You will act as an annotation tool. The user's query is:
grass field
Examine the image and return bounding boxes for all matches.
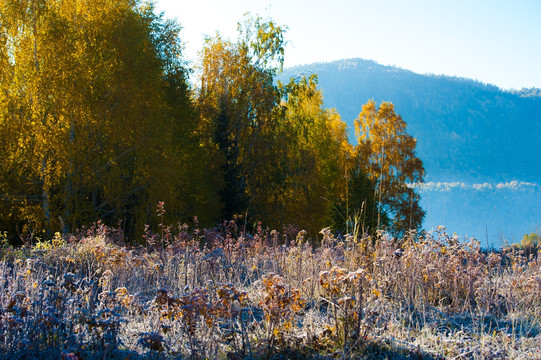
[1,221,540,359]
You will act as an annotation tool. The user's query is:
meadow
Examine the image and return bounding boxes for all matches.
[2,3,539,358]
[1,220,540,360]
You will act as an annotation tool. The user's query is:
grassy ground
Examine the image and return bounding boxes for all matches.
[0,222,540,359]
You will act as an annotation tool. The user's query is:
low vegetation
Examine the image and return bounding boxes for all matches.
[1,220,540,359]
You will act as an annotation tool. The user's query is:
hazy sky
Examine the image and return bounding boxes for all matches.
[154,0,541,90]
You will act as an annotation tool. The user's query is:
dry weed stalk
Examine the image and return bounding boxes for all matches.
[0,222,539,359]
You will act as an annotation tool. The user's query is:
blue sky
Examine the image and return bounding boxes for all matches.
[154,0,541,90]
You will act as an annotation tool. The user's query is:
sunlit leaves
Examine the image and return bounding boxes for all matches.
[196,15,285,224]
[0,0,216,239]
[354,100,425,235]
[0,4,426,241]
[274,75,351,234]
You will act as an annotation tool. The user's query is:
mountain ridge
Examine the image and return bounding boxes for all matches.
[286,58,541,95]
[279,58,541,245]
[279,58,541,183]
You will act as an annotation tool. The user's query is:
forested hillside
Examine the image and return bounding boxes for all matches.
[281,59,541,182]
[281,59,541,244]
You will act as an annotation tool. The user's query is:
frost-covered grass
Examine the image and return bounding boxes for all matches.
[1,222,540,359]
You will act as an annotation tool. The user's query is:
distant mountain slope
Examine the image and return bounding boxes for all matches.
[279,59,541,245]
[280,59,541,183]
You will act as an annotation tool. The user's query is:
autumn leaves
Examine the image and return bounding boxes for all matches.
[0,0,424,242]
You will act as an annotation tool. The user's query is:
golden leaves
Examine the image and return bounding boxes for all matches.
[352,100,425,235]
[259,273,305,340]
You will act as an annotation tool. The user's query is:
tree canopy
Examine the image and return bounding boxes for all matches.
[0,0,219,241]
[354,100,425,236]
[0,4,426,243]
